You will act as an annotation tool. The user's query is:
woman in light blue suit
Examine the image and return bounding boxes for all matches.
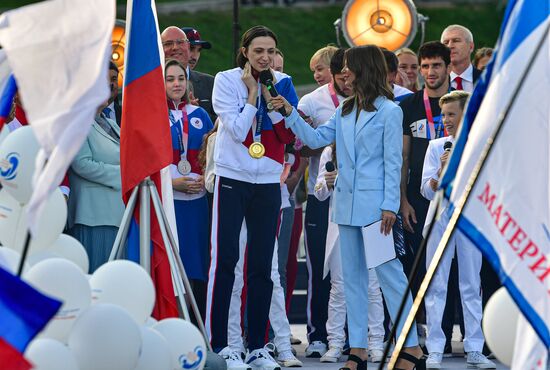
[271,46,424,370]
[68,105,124,273]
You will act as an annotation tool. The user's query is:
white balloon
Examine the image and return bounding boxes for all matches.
[0,126,40,203]
[24,188,67,252]
[24,258,91,343]
[0,189,25,248]
[47,234,89,274]
[483,287,520,366]
[26,250,60,267]
[143,316,158,327]
[5,188,68,254]
[0,246,29,274]
[68,303,142,370]
[133,327,172,370]
[0,124,11,146]
[25,338,79,370]
[154,318,207,370]
[90,260,155,324]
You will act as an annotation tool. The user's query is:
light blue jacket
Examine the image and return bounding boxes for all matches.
[68,118,124,228]
[285,96,403,227]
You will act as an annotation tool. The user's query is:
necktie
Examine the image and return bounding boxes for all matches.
[102,106,112,119]
[454,76,464,90]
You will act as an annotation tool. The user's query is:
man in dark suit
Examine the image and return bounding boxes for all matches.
[441,25,482,92]
[104,61,121,126]
[182,27,216,122]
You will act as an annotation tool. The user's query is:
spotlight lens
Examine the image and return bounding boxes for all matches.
[112,52,119,61]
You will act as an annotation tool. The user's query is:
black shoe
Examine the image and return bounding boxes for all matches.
[394,352,426,370]
[339,354,367,370]
[443,342,453,358]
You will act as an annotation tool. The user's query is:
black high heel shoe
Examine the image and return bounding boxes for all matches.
[394,352,426,370]
[339,354,367,370]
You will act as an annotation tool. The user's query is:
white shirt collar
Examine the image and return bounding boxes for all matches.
[450,64,473,82]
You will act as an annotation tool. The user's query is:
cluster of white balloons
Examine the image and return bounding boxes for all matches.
[22,259,207,370]
[0,127,207,370]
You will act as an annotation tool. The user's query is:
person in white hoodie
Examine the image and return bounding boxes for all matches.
[421,90,495,369]
[206,25,298,370]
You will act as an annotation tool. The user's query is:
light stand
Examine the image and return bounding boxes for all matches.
[109,178,210,351]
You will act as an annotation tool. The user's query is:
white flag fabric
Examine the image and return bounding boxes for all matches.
[0,0,115,234]
[438,0,550,366]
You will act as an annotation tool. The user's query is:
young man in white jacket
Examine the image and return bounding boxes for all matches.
[421,90,495,369]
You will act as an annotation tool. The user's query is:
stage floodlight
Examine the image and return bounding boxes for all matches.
[111,20,126,88]
[341,0,419,51]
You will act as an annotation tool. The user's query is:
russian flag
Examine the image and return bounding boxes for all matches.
[437,0,550,368]
[0,51,17,128]
[0,265,61,368]
[121,0,178,319]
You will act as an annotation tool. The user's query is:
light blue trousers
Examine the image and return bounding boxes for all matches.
[338,224,419,348]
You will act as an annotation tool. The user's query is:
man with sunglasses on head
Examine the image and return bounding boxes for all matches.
[161,26,216,121]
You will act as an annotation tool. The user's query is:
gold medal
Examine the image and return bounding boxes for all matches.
[248,142,265,159]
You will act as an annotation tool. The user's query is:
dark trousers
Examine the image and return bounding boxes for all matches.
[304,195,331,343]
[207,176,281,351]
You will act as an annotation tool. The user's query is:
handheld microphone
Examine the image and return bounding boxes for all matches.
[444,141,453,152]
[259,70,287,116]
[325,161,335,172]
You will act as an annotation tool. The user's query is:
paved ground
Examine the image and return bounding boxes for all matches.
[289,324,510,369]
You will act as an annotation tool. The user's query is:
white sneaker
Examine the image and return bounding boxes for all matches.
[264,342,277,358]
[246,348,281,370]
[426,352,443,369]
[368,348,384,363]
[219,347,251,370]
[305,340,327,358]
[466,351,496,369]
[320,346,343,363]
[276,349,303,367]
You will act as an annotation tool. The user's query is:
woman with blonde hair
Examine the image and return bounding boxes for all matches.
[396,47,420,92]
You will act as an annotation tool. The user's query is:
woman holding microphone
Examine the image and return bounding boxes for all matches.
[206,25,298,370]
[270,45,424,370]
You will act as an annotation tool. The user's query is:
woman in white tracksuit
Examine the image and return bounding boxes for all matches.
[314,145,386,363]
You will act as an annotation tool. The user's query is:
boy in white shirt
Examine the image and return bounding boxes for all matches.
[421,91,495,369]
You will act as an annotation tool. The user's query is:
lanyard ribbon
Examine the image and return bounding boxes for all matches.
[423,88,447,139]
[328,83,340,108]
[170,108,189,159]
[253,80,264,143]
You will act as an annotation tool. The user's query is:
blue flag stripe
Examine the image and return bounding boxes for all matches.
[0,266,61,352]
[456,216,550,347]
[0,75,17,119]
[124,0,162,87]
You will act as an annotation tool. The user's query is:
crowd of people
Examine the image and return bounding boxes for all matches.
[4,21,499,370]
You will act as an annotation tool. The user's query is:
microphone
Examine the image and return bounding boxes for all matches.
[325,161,335,172]
[259,70,287,116]
[444,141,453,152]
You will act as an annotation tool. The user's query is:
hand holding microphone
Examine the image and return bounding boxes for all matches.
[260,70,293,116]
[324,161,337,189]
[440,141,452,169]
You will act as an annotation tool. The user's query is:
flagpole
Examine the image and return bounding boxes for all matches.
[383,23,550,370]
[16,233,31,276]
[139,179,151,273]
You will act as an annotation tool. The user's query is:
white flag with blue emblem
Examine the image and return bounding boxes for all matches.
[0,0,114,234]
[439,0,550,368]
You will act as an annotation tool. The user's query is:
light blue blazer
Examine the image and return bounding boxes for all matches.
[285,96,403,227]
[68,118,124,228]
